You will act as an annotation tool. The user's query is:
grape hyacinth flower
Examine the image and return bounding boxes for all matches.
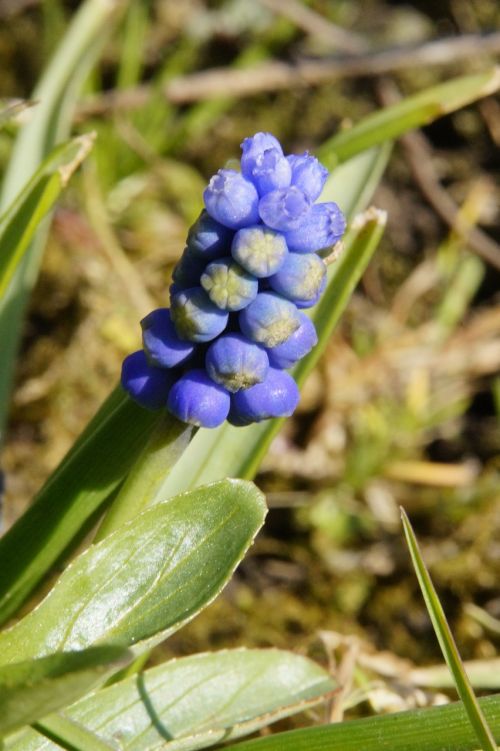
[121,131,346,428]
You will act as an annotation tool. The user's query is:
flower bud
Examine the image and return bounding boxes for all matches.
[170,287,229,343]
[167,369,230,428]
[239,291,300,348]
[284,202,345,253]
[121,350,175,410]
[229,368,300,425]
[268,252,326,308]
[204,169,260,229]
[231,225,288,278]
[245,147,292,196]
[241,132,283,178]
[266,312,318,369]
[206,333,269,392]
[186,210,234,260]
[288,152,328,201]
[141,308,195,368]
[171,248,207,290]
[201,258,258,311]
[258,186,311,232]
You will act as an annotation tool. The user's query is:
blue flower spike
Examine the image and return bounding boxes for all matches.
[268,252,327,308]
[201,258,258,311]
[167,370,230,428]
[121,130,346,428]
[204,169,260,229]
[206,333,269,392]
[141,308,195,368]
[231,225,288,278]
[239,291,301,348]
[170,287,229,343]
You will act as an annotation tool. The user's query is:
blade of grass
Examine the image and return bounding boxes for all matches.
[318,67,500,167]
[222,694,500,751]
[0,0,125,441]
[401,508,498,751]
[0,134,95,301]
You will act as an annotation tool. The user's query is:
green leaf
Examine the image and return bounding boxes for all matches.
[0,480,266,662]
[33,715,117,751]
[219,695,500,751]
[0,386,161,627]
[0,0,126,441]
[401,509,498,751]
[0,647,129,738]
[6,649,334,751]
[318,67,500,167]
[0,134,95,301]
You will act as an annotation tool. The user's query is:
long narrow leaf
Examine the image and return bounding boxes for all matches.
[220,695,500,751]
[0,134,95,300]
[401,509,497,751]
[0,0,126,439]
[318,67,500,167]
[0,386,161,627]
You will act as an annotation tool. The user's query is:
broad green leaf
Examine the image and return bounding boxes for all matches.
[401,509,497,751]
[0,0,126,441]
[33,715,117,751]
[6,649,334,751]
[0,646,129,738]
[0,386,163,627]
[0,134,95,300]
[0,480,266,662]
[220,695,500,751]
[318,67,500,167]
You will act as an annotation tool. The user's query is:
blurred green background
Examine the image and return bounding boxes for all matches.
[1,0,499,723]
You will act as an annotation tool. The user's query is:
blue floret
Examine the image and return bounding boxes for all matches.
[141,308,195,368]
[266,312,318,369]
[204,169,260,229]
[121,130,347,428]
[170,287,229,343]
[231,225,288,278]
[258,186,311,232]
[206,333,269,392]
[229,368,300,425]
[268,252,326,308]
[287,152,328,202]
[239,291,301,348]
[186,210,234,260]
[284,202,345,253]
[167,369,230,428]
[201,258,258,311]
[121,350,175,410]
